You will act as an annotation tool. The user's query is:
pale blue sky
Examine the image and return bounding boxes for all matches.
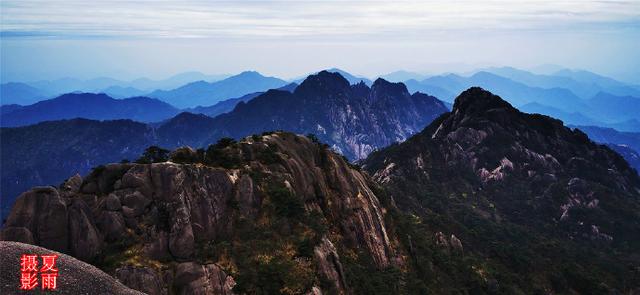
[1,0,639,82]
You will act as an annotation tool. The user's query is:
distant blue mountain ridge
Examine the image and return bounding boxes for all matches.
[148,71,288,108]
[0,71,230,105]
[2,67,639,133]
[404,70,640,132]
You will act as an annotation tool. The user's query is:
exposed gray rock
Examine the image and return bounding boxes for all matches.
[96,211,126,241]
[314,237,347,294]
[62,173,83,192]
[105,193,122,211]
[122,191,150,216]
[174,262,235,295]
[2,132,401,294]
[435,232,449,248]
[67,198,101,262]
[115,266,165,295]
[0,186,68,253]
[450,234,463,253]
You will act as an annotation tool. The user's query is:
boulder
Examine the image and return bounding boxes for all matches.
[115,266,165,295]
[105,193,122,211]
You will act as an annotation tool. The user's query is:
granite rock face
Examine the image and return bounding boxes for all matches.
[1,132,400,294]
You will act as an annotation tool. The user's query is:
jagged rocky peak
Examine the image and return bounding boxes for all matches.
[451,86,515,115]
[372,77,410,94]
[366,86,640,243]
[362,87,640,292]
[295,70,352,96]
[1,132,400,295]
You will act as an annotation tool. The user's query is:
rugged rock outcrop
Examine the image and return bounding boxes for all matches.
[364,87,640,293]
[366,87,640,236]
[2,132,400,294]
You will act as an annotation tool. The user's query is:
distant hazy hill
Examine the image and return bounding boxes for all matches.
[29,72,230,94]
[406,70,640,133]
[573,125,640,153]
[1,72,230,106]
[380,70,428,82]
[0,82,47,105]
[148,71,288,108]
[101,85,147,98]
[520,95,640,132]
[186,83,298,118]
[520,103,603,127]
[0,93,180,127]
[587,92,640,122]
[406,71,587,112]
[553,69,640,97]
[480,67,604,98]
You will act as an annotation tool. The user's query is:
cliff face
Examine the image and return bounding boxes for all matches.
[1,132,399,294]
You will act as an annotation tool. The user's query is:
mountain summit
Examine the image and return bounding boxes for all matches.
[364,87,640,292]
[1,132,401,294]
[202,71,449,159]
[148,71,288,108]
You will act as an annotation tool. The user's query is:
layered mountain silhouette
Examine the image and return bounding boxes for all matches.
[186,82,298,118]
[364,87,640,292]
[572,125,640,171]
[1,71,448,217]
[380,70,428,82]
[0,72,231,107]
[0,82,47,105]
[407,71,588,111]
[481,66,640,99]
[0,93,180,127]
[406,70,640,133]
[148,71,288,108]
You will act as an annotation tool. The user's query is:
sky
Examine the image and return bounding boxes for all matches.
[1,0,639,83]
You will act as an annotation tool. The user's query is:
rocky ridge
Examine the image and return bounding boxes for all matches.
[1,132,400,294]
[364,87,640,293]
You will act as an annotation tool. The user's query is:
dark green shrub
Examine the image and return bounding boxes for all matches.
[215,137,236,149]
[204,143,241,169]
[306,133,320,144]
[258,145,281,165]
[169,147,200,164]
[267,184,304,219]
[136,146,170,164]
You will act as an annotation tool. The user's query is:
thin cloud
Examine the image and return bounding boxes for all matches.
[1,0,639,39]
